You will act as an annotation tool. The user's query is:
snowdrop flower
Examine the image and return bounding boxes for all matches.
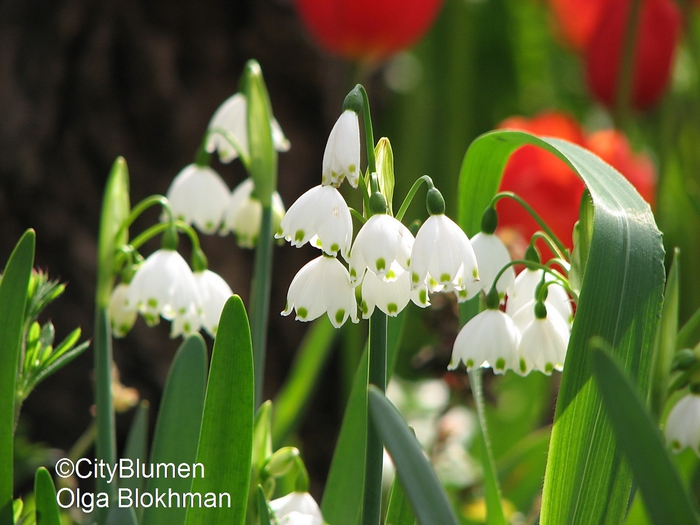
[270,492,324,525]
[108,283,137,338]
[276,185,353,258]
[516,302,568,375]
[410,212,479,301]
[322,109,361,188]
[360,266,429,318]
[193,270,233,337]
[470,231,514,300]
[282,255,358,328]
[165,164,231,234]
[221,178,285,248]
[126,249,203,337]
[205,93,290,164]
[506,268,572,324]
[349,213,413,284]
[665,392,700,455]
[450,293,520,374]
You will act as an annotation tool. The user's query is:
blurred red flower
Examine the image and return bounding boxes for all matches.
[293,0,444,62]
[549,0,681,110]
[496,111,656,259]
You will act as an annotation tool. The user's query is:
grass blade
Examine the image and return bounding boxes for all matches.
[34,466,60,525]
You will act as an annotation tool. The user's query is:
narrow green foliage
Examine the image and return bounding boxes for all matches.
[367,387,459,525]
[0,230,35,525]
[375,138,395,216]
[121,401,150,493]
[34,467,61,525]
[385,473,416,525]
[256,486,271,525]
[186,296,254,525]
[591,346,699,525]
[106,507,138,525]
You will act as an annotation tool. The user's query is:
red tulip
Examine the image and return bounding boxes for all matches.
[496,111,656,260]
[548,0,608,51]
[293,0,444,62]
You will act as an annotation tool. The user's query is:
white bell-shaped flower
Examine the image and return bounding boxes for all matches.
[349,214,413,284]
[506,268,572,324]
[360,265,429,318]
[470,232,514,300]
[510,299,571,343]
[108,283,137,338]
[665,393,700,455]
[410,214,480,300]
[221,178,285,248]
[276,185,353,258]
[165,164,231,234]
[193,270,233,338]
[282,255,358,328]
[322,110,361,188]
[205,93,290,164]
[516,303,568,375]
[270,492,323,525]
[126,249,203,337]
[450,307,520,374]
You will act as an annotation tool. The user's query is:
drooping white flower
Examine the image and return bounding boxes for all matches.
[360,266,429,318]
[221,178,285,248]
[516,311,568,376]
[276,185,353,258]
[322,110,361,188]
[510,299,571,343]
[505,268,572,324]
[193,270,233,338]
[205,93,290,164]
[449,308,520,374]
[270,492,324,525]
[282,255,358,328]
[470,232,514,300]
[126,249,203,337]
[349,214,413,284]
[665,393,700,455]
[165,164,231,234]
[410,214,480,301]
[108,283,137,338]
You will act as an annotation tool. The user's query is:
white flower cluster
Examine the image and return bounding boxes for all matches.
[269,491,324,525]
[450,267,573,376]
[108,249,233,339]
[278,109,483,328]
[165,93,289,247]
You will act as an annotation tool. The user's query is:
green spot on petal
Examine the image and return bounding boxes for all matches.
[330,243,339,253]
[671,440,682,451]
[495,358,506,370]
[147,298,158,309]
[466,359,474,368]
[412,272,420,284]
[184,322,191,333]
[472,268,479,279]
[335,309,345,324]
[348,164,356,173]
[386,270,396,279]
[545,362,554,374]
[440,273,451,283]
[295,230,305,242]
[387,303,398,314]
[297,307,308,319]
[376,258,386,271]
[520,359,527,374]
[361,301,368,314]
[315,238,323,248]
[350,268,357,278]
[419,290,427,304]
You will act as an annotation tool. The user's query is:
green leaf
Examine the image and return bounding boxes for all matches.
[256,486,270,525]
[321,310,405,525]
[385,473,416,525]
[591,346,699,525]
[34,467,60,525]
[141,334,207,525]
[272,317,336,447]
[458,131,666,524]
[375,138,395,216]
[0,230,35,525]
[368,387,459,525]
[185,296,254,525]
[106,507,138,525]
[122,400,150,493]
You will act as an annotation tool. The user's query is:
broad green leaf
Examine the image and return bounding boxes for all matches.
[186,296,254,525]
[122,400,150,493]
[34,467,60,525]
[591,347,699,525]
[141,334,207,525]
[458,131,665,524]
[272,317,336,447]
[368,387,459,525]
[321,310,405,525]
[0,230,35,525]
[385,473,416,525]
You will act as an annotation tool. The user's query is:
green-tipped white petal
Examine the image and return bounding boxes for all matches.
[506,268,572,324]
[360,266,428,318]
[516,317,568,375]
[108,283,137,338]
[165,164,230,234]
[194,269,233,338]
[276,185,352,258]
[282,255,358,328]
[322,110,361,188]
[665,394,700,455]
[349,214,413,284]
[221,178,285,248]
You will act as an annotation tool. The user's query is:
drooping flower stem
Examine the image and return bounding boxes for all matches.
[362,310,388,525]
[251,204,274,408]
[395,175,435,221]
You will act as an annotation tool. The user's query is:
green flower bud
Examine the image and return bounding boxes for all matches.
[342,85,364,114]
[264,447,300,478]
[480,206,498,235]
[426,187,445,216]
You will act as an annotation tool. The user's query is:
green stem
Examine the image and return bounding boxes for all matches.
[94,307,115,525]
[116,195,171,242]
[395,175,435,222]
[251,205,274,408]
[207,127,252,170]
[614,0,642,128]
[530,232,568,264]
[362,310,387,525]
